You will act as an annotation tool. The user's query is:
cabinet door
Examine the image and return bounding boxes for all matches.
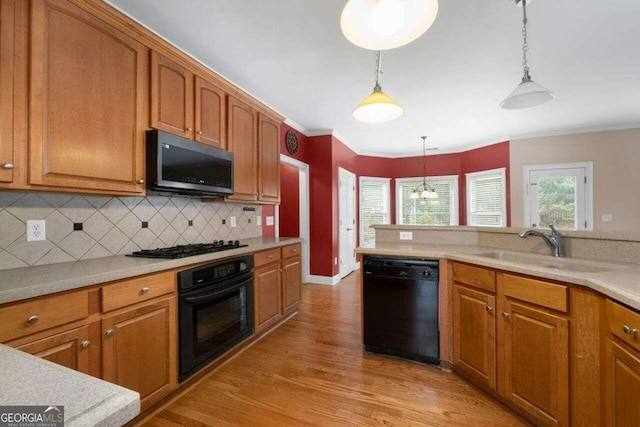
[194,76,225,148]
[102,297,177,410]
[226,96,257,202]
[501,299,569,427]
[254,262,281,331]
[16,325,93,375]
[29,0,147,193]
[452,285,496,389]
[257,113,280,203]
[0,0,16,183]
[282,256,302,313]
[604,338,640,427]
[151,52,194,138]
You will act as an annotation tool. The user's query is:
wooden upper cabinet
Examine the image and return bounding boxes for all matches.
[226,95,257,202]
[151,52,194,138]
[28,0,147,194]
[0,0,17,184]
[258,113,280,203]
[195,76,225,148]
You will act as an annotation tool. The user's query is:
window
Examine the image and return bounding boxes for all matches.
[359,177,391,246]
[524,162,593,231]
[396,176,459,225]
[466,168,507,227]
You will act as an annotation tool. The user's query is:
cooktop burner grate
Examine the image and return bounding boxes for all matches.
[127,241,247,259]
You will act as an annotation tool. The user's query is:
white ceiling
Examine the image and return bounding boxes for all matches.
[107,0,640,157]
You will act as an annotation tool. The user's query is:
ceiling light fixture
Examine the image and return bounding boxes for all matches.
[341,0,439,50]
[500,0,554,110]
[410,136,439,200]
[353,51,403,123]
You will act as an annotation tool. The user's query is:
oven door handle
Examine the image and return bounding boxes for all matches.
[182,277,252,305]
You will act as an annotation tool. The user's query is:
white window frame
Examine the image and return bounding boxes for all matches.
[466,167,507,227]
[359,176,391,246]
[523,162,593,231]
[395,175,459,226]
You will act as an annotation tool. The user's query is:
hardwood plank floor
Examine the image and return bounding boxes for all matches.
[145,272,530,426]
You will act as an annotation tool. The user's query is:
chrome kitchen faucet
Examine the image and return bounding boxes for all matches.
[518,224,564,257]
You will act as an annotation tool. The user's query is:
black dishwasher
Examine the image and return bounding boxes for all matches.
[362,256,439,365]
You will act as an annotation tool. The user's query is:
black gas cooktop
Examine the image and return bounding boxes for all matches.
[127,241,247,259]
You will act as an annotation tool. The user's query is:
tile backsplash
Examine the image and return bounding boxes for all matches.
[0,192,262,270]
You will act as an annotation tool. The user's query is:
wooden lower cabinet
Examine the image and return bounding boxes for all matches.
[254,262,282,331]
[102,296,177,410]
[15,324,96,375]
[500,299,569,427]
[282,255,302,313]
[603,338,640,426]
[452,285,496,389]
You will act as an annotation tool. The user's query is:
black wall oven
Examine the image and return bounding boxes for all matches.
[178,256,253,381]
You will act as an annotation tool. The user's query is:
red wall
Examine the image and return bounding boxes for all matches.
[275,123,511,279]
[279,163,300,237]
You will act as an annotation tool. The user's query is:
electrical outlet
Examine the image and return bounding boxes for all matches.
[399,231,413,240]
[26,220,46,242]
[230,216,237,227]
[266,216,274,226]
[334,257,338,265]
[602,214,613,222]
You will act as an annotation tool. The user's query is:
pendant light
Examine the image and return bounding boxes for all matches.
[353,51,403,123]
[500,0,554,110]
[410,136,439,200]
[341,0,439,50]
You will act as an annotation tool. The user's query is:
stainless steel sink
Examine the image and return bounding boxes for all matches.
[474,251,616,273]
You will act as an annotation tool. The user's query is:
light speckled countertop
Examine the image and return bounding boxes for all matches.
[0,344,139,426]
[0,237,302,305]
[358,242,640,311]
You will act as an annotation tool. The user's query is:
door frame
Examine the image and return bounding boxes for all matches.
[523,162,593,231]
[277,154,310,283]
[338,167,357,278]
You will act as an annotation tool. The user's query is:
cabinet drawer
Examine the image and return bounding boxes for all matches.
[607,299,640,352]
[502,273,568,313]
[254,248,281,267]
[281,244,301,259]
[452,262,496,292]
[102,271,175,312]
[0,290,89,342]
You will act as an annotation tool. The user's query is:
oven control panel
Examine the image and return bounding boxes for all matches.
[178,256,253,291]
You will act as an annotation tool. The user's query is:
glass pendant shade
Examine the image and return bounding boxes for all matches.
[410,191,419,199]
[500,74,555,110]
[341,0,439,50]
[353,84,404,123]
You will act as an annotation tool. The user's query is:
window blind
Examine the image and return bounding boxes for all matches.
[398,180,454,225]
[359,178,390,246]
[468,172,504,227]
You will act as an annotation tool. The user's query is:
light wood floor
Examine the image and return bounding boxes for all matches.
[145,272,530,426]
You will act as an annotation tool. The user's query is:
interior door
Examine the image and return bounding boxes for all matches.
[338,167,356,278]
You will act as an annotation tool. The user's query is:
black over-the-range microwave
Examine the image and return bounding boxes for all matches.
[146,129,234,197]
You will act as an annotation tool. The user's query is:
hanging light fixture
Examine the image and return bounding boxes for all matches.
[341,0,439,50]
[500,0,554,110]
[410,136,439,200]
[353,51,403,123]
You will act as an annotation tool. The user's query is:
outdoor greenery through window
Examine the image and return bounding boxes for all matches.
[466,168,506,227]
[536,177,577,229]
[359,177,390,246]
[396,176,459,225]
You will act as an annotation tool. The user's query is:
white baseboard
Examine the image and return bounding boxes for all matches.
[307,274,341,286]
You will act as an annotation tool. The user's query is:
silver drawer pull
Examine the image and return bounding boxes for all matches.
[141,287,150,294]
[27,315,39,325]
[197,130,203,135]
[105,329,115,337]
[485,306,494,313]
[502,312,510,320]
[2,162,14,170]
[622,325,638,336]
[81,340,90,349]
[137,179,145,184]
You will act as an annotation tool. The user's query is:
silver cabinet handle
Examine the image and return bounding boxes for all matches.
[267,255,273,259]
[186,127,193,132]
[137,179,145,184]
[105,329,115,337]
[2,163,13,170]
[141,287,149,294]
[485,306,494,313]
[197,130,203,135]
[623,325,638,336]
[502,312,510,319]
[81,340,90,348]
[27,315,39,325]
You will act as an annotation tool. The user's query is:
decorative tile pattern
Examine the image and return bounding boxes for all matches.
[0,192,262,270]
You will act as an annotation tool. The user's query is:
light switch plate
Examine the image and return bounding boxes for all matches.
[230,216,237,227]
[602,214,613,222]
[399,231,413,240]
[266,216,274,226]
[256,216,262,226]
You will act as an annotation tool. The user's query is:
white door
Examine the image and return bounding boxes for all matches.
[525,163,593,231]
[338,167,356,278]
